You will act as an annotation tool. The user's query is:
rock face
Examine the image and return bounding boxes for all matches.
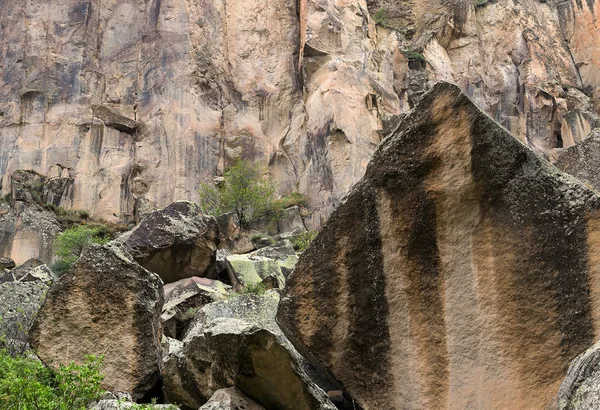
[2,0,597,226]
[116,201,219,283]
[199,387,265,410]
[30,244,163,400]
[162,276,230,339]
[0,201,61,265]
[225,240,298,289]
[0,277,49,355]
[163,291,336,410]
[555,129,600,191]
[277,82,600,410]
[557,340,600,410]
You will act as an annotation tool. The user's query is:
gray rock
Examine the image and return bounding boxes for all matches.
[0,280,48,356]
[30,243,163,400]
[162,277,230,339]
[90,400,179,410]
[557,340,600,410]
[1,258,56,285]
[199,387,265,410]
[163,291,336,410]
[115,201,220,284]
[0,257,15,270]
[277,206,307,235]
[225,241,298,289]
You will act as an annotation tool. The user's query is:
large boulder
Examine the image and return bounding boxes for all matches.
[0,278,49,355]
[0,258,55,285]
[30,244,163,400]
[115,201,220,283]
[225,240,298,289]
[277,82,600,410]
[163,291,336,410]
[162,277,231,339]
[557,340,600,410]
[555,128,600,191]
[199,387,265,410]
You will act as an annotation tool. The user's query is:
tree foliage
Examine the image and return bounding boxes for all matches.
[0,351,104,409]
[198,160,276,230]
[51,226,109,276]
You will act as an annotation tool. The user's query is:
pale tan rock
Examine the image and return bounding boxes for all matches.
[0,0,599,228]
[278,83,600,410]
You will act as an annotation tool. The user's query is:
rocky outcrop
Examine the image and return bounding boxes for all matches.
[225,240,298,289]
[115,201,219,284]
[163,291,336,410]
[1,0,599,226]
[0,258,55,285]
[199,387,265,410]
[30,244,163,400]
[557,340,600,410]
[555,128,600,191]
[277,82,600,410]
[162,276,230,339]
[0,201,61,265]
[0,278,49,356]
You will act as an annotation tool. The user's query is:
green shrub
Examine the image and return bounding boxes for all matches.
[290,231,318,252]
[228,282,268,299]
[373,8,388,26]
[51,226,110,276]
[0,351,104,409]
[198,159,276,230]
[405,51,426,62]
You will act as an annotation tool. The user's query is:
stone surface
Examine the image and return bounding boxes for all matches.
[555,128,600,191]
[0,258,56,285]
[115,201,219,284]
[0,201,61,265]
[225,240,298,289]
[30,243,163,400]
[0,257,15,270]
[0,280,48,355]
[277,82,600,410]
[199,387,265,410]
[163,291,336,410]
[91,400,179,410]
[557,340,600,410]
[277,206,308,235]
[162,276,230,339]
[0,0,599,227]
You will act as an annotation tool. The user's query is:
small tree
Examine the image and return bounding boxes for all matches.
[51,226,109,276]
[198,159,276,230]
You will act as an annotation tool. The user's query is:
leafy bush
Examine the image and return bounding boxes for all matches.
[290,231,318,252]
[405,51,426,62]
[198,159,276,230]
[373,8,388,26]
[51,226,110,276]
[0,351,104,409]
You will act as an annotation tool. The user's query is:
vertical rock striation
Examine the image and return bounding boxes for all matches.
[277,82,600,410]
[0,0,599,226]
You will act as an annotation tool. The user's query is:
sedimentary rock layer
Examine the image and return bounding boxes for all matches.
[277,82,600,410]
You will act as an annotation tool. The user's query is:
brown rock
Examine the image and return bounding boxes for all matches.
[30,243,163,400]
[116,201,219,284]
[277,82,600,410]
